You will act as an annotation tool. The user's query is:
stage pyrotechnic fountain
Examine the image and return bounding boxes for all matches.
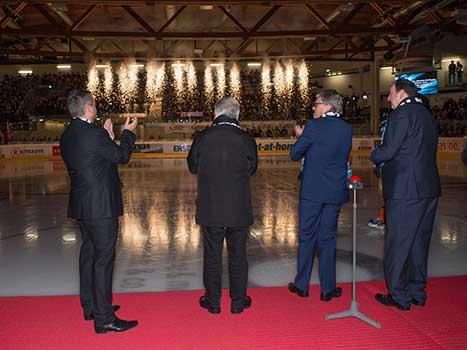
[118,60,138,106]
[146,61,166,100]
[186,61,197,94]
[215,63,226,99]
[204,63,214,105]
[230,62,241,99]
[87,63,99,96]
[261,61,271,113]
[298,60,309,103]
[103,63,113,97]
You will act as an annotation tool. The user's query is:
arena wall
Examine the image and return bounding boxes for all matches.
[0,137,465,161]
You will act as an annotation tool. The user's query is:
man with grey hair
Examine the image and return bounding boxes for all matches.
[60,89,138,333]
[187,97,258,314]
[288,89,352,301]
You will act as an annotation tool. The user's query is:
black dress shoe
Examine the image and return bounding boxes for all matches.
[320,287,342,302]
[411,298,426,306]
[231,296,252,314]
[199,296,221,314]
[288,283,309,297]
[84,305,121,321]
[375,293,410,311]
[94,317,138,334]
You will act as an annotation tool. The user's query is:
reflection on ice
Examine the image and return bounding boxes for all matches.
[0,156,466,296]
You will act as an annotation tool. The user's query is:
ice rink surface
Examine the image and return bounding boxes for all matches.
[0,155,466,297]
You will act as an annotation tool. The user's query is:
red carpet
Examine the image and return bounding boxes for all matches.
[1,276,466,350]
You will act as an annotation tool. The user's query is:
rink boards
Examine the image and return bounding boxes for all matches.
[0,137,465,161]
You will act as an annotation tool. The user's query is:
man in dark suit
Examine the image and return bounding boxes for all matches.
[288,89,352,301]
[60,90,138,333]
[371,79,441,311]
[187,97,258,314]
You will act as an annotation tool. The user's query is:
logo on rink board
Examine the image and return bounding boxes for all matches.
[257,142,293,152]
[173,144,191,152]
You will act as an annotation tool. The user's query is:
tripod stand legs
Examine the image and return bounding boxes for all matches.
[326,300,381,329]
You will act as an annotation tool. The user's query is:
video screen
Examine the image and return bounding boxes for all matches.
[397,72,438,95]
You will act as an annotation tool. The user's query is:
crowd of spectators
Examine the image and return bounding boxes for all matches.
[0,73,465,139]
[0,73,86,122]
[245,125,291,138]
[432,97,467,137]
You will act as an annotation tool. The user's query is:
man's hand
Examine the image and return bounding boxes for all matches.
[103,118,115,140]
[123,117,138,132]
[294,125,304,137]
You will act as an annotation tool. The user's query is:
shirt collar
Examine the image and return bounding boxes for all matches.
[72,116,93,124]
[212,115,241,127]
[397,96,424,108]
[320,111,341,118]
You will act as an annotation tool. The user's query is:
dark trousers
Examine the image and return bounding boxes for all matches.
[79,217,118,325]
[384,198,438,307]
[202,226,249,308]
[295,199,340,294]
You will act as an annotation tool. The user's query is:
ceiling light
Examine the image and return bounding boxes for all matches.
[171,63,185,67]
[57,64,71,69]
[380,66,393,70]
[130,64,145,68]
[18,70,33,74]
[247,62,262,67]
[95,64,109,68]
[325,69,331,72]
[210,63,224,67]
[200,5,214,10]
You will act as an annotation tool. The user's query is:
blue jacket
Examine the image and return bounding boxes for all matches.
[371,97,441,199]
[290,114,352,204]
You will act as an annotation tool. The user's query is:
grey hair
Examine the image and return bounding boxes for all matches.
[67,89,94,118]
[317,89,343,114]
[214,97,240,120]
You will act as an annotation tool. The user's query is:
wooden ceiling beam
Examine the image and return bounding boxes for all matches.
[2,26,413,40]
[235,5,281,54]
[158,5,186,33]
[23,1,400,5]
[305,4,330,30]
[218,5,247,33]
[339,3,366,27]
[71,4,99,31]
[0,44,396,59]
[370,1,397,26]
[32,4,69,29]
[0,2,28,30]
[122,5,155,33]
[71,38,89,53]
[32,4,90,53]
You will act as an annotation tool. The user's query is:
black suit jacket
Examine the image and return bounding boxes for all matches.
[371,97,441,200]
[60,118,136,220]
[187,115,258,227]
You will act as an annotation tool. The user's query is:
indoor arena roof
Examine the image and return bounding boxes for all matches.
[0,0,466,63]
